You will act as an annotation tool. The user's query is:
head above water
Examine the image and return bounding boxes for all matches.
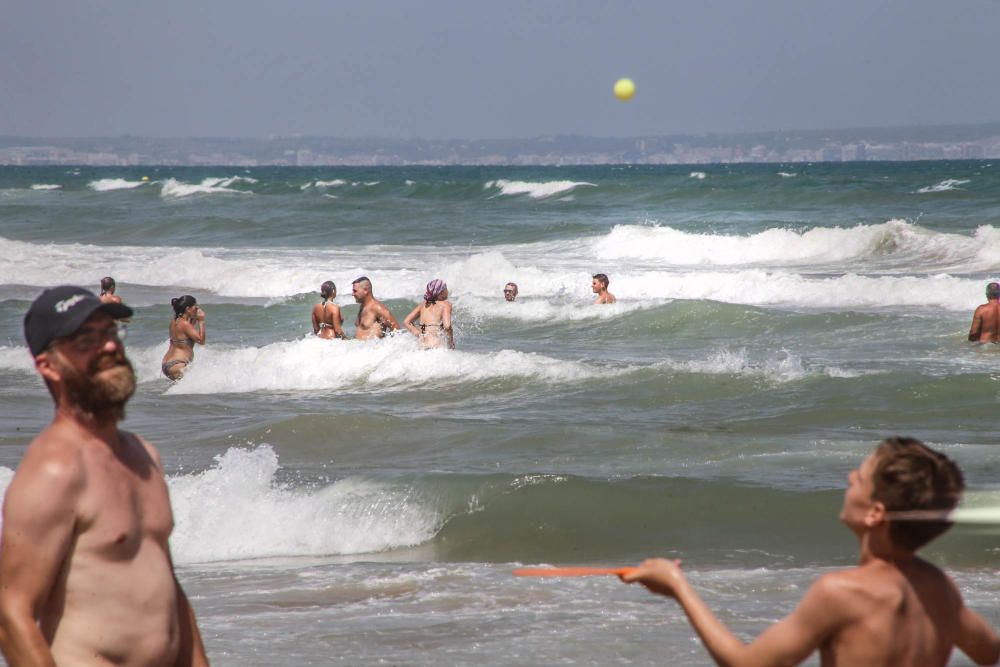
[424,279,448,304]
[504,282,518,301]
[352,276,372,302]
[987,282,999,300]
[871,436,965,552]
[592,273,610,290]
[320,281,336,300]
[171,295,197,319]
[100,276,116,295]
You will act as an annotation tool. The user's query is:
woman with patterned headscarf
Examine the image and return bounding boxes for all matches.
[403,278,455,349]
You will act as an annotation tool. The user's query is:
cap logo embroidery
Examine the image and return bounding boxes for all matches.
[54,294,86,313]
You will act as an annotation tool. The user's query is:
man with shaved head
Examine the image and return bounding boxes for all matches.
[352,276,400,340]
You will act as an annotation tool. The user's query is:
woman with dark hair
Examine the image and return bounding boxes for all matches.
[99,277,121,304]
[312,280,346,339]
[404,279,454,349]
[161,295,206,380]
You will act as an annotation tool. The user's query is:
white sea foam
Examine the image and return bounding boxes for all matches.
[917,178,970,193]
[0,346,34,374]
[30,183,62,190]
[592,219,984,269]
[689,172,706,180]
[484,179,595,199]
[777,172,797,178]
[153,337,616,395]
[458,295,655,323]
[88,178,146,191]
[160,177,252,199]
[301,179,347,190]
[0,447,444,565]
[2,221,998,310]
[168,445,442,563]
[659,348,861,383]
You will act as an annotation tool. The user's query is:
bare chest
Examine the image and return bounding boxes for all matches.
[76,458,174,560]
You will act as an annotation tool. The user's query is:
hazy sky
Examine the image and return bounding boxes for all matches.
[2,0,998,139]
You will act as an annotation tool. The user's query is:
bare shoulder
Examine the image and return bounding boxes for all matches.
[126,431,164,470]
[18,427,87,483]
[804,568,881,616]
[3,428,87,517]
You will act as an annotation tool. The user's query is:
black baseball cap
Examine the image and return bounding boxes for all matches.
[24,285,133,356]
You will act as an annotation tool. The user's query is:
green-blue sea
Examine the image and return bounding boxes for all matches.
[0,163,998,665]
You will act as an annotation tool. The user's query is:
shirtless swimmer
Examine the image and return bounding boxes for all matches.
[352,276,400,340]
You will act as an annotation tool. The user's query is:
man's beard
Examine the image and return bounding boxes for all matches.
[60,352,136,423]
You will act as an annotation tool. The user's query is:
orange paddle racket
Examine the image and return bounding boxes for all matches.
[513,566,637,577]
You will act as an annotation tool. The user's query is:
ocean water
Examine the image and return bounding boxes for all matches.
[0,162,998,665]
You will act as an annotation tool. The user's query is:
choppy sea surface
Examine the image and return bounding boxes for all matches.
[0,163,998,665]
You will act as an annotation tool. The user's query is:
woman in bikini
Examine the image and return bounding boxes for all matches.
[161,295,206,380]
[312,280,346,340]
[403,279,454,349]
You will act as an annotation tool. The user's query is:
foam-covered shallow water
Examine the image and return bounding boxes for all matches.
[1,163,998,665]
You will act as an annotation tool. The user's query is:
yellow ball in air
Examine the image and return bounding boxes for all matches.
[614,78,635,101]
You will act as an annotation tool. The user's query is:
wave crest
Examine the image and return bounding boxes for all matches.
[484,180,595,199]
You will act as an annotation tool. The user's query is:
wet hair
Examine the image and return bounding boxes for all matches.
[320,281,336,300]
[987,282,999,299]
[100,276,116,295]
[352,276,372,291]
[872,436,965,552]
[171,295,197,319]
[593,273,610,288]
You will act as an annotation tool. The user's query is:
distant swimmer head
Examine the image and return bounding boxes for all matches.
[320,280,336,301]
[425,279,448,304]
[504,282,518,302]
[592,273,609,291]
[171,295,197,319]
[100,276,116,295]
[987,282,999,300]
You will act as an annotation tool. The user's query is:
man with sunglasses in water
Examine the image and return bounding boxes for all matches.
[0,286,208,666]
[968,281,1000,342]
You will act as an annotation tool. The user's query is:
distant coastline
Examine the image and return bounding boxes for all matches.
[2,122,999,166]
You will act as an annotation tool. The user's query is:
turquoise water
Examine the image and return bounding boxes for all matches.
[0,163,997,665]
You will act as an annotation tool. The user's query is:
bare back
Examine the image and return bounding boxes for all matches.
[814,560,961,667]
[969,301,1000,342]
[312,301,344,339]
[415,301,452,349]
[1,422,183,666]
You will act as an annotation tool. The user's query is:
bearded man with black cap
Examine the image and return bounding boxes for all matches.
[0,286,208,667]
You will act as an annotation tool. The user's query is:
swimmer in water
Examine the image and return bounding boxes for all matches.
[160,295,205,380]
[592,273,616,304]
[352,276,400,340]
[312,280,346,340]
[404,279,455,349]
[968,281,1000,343]
[504,282,518,302]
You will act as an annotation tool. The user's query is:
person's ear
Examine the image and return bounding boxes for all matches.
[36,350,62,385]
[865,500,887,528]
